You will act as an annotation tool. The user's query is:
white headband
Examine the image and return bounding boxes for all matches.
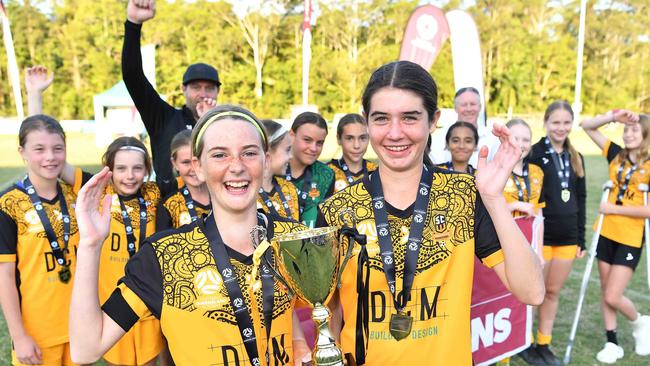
[270,126,288,143]
[118,146,146,155]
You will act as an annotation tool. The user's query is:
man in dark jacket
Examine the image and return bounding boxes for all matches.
[123,0,220,183]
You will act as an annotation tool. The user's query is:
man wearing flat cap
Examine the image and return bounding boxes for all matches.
[123,0,220,183]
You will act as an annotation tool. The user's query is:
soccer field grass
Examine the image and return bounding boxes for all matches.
[0,155,648,365]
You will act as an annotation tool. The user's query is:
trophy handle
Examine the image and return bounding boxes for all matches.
[251,225,295,299]
[336,209,365,289]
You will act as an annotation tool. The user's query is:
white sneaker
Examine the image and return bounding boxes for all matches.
[632,314,650,356]
[596,342,624,364]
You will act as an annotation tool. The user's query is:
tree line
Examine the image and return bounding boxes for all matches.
[0,0,647,121]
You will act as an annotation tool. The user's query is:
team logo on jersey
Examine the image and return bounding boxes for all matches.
[194,266,225,309]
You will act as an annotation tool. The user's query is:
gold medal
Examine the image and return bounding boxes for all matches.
[58,265,71,284]
[389,311,413,341]
[561,189,571,203]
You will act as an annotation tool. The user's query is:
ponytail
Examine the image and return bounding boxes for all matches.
[565,138,584,178]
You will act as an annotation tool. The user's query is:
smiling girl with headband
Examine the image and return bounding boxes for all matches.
[257,120,300,221]
[69,105,312,366]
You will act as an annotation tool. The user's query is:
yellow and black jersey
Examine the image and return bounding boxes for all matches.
[101,213,307,365]
[596,140,650,248]
[98,182,160,305]
[0,178,85,348]
[157,190,211,231]
[328,159,377,193]
[318,169,503,365]
[256,177,300,221]
[503,163,546,217]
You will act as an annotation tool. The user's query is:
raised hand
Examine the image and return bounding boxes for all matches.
[475,123,522,201]
[612,109,639,125]
[196,98,217,119]
[75,167,114,247]
[127,0,156,24]
[25,66,54,94]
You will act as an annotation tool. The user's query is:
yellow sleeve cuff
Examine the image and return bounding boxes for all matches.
[118,283,152,319]
[0,254,16,262]
[481,249,504,268]
[73,167,84,194]
[602,140,611,157]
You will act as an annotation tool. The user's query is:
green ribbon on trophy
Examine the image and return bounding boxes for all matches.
[250,210,361,366]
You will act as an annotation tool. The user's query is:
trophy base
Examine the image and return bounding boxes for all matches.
[312,302,344,366]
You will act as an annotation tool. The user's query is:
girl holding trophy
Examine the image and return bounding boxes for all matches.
[318,61,545,365]
[69,105,311,365]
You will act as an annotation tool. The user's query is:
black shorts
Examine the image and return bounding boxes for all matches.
[595,236,643,270]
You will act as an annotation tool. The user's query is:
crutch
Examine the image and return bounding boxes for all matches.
[639,183,650,291]
[564,180,613,365]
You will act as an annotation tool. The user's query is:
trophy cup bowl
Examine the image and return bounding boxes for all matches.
[271,226,345,366]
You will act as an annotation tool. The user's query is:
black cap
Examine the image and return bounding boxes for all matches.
[182,63,221,86]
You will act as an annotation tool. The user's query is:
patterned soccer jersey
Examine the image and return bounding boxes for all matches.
[102,213,307,365]
[287,161,334,228]
[319,169,503,365]
[328,159,377,193]
[596,140,650,247]
[503,163,546,217]
[0,179,82,348]
[256,176,300,221]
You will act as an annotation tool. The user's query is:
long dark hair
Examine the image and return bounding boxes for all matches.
[361,61,438,166]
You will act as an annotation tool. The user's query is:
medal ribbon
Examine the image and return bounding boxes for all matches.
[117,194,147,257]
[544,138,571,190]
[441,161,475,175]
[367,167,433,313]
[339,158,368,184]
[512,163,531,202]
[22,176,71,281]
[615,160,638,205]
[258,179,293,219]
[286,165,312,214]
[202,214,275,366]
[179,185,199,222]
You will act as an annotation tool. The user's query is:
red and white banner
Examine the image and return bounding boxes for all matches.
[399,5,449,71]
[471,216,539,365]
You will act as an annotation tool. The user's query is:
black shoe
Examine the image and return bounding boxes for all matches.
[536,345,561,366]
[517,345,547,366]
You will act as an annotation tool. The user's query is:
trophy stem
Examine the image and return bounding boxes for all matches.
[312,302,344,366]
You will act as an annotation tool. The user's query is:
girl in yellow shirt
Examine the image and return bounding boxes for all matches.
[581,110,650,363]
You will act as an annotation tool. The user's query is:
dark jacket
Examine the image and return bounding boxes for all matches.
[530,137,587,249]
[122,20,195,183]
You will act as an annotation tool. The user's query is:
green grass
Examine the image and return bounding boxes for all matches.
[1,132,647,365]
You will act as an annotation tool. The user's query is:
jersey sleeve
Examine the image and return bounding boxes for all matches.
[102,283,152,332]
[603,140,622,163]
[474,194,503,268]
[155,201,174,231]
[102,240,163,329]
[0,209,17,262]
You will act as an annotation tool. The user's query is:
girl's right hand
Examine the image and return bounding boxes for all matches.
[14,333,42,365]
[75,167,114,247]
[612,109,639,124]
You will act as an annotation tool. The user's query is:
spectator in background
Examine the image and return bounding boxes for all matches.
[429,86,499,166]
[123,0,219,183]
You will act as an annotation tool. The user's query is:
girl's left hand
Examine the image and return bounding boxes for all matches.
[599,201,618,215]
[293,339,312,365]
[476,123,522,201]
